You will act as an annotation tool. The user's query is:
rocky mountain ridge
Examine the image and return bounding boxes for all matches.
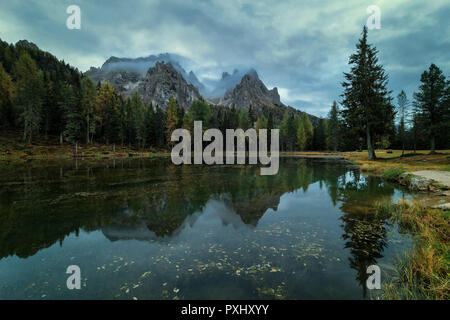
[137,61,201,110]
[85,53,205,93]
[86,56,286,112]
[209,71,282,110]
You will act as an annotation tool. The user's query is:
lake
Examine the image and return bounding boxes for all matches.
[0,157,413,299]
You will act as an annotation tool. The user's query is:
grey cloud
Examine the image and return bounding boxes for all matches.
[0,0,448,117]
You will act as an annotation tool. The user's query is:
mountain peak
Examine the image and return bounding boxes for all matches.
[218,70,281,110]
[138,61,200,110]
[246,68,258,79]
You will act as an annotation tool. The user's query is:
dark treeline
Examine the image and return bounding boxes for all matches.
[0,38,323,151]
[1,33,449,155]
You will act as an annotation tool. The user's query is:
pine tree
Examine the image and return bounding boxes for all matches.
[61,84,83,151]
[14,54,44,143]
[328,101,340,152]
[0,63,13,128]
[297,118,306,151]
[301,113,313,150]
[238,108,252,130]
[153,106,166,148]
[124,98,135,146]
[130,92,145,148]
[80,77,97,144]
[281,111,297,151]
[397,90,409,156]
[267,111,274,150]
[313,118,328,151]
[413,64,447,153]
[96,83,119,144]
[341,26,394,160]
[248,105,257,126]
[143,103,155,148]
[228,106,239,129]
[166,96,179,147]
[256,114,267,133]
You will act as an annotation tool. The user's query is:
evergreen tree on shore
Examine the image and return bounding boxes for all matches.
[14,54,44,143]
[0,63,13,128]
[341,27,394,160]
[396,90,409,156]
[327,101,340,152]
[413,64,448,154]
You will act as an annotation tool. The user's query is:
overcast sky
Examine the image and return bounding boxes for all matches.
[0,0,448,117]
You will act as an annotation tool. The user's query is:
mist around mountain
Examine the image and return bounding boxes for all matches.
[85,53,206,93]
[202,68,259,98]
[85,53,294,114]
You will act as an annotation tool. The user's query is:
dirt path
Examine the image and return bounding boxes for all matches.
[412,170,450,188]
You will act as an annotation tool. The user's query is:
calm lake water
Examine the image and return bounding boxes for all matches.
[0,157,413,299]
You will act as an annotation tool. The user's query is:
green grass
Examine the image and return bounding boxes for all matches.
[382,168,406,180]
[375,201,449,300]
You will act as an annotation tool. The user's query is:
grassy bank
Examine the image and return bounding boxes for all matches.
[375,201,449,299]
[344,150,450,299]
[345,150,450,176]
[0,131,169,160]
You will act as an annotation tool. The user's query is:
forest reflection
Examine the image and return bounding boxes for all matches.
[0,158,403,295]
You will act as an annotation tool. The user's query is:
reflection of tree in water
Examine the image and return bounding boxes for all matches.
[0,155,397,299]
[0,158,328,259]
[334,171,394,297]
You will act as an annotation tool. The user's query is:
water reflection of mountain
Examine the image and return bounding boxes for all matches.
[0,157,402,296]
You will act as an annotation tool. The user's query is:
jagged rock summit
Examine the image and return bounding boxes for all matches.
[137,61,201,110]
[85,52,205,93]
[212,70,282,110]
[86,54,286,111]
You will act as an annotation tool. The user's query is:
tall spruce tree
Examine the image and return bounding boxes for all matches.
[0,63,13,128]
[341,26,394,160]
[301,113,313,150]
[61,84,83,151]
[14,54,44,143]
[396,90,409,156]
[80,77,97,144]
[328,101,340,152]
[413,64,448,153]
[153,105,166,148]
